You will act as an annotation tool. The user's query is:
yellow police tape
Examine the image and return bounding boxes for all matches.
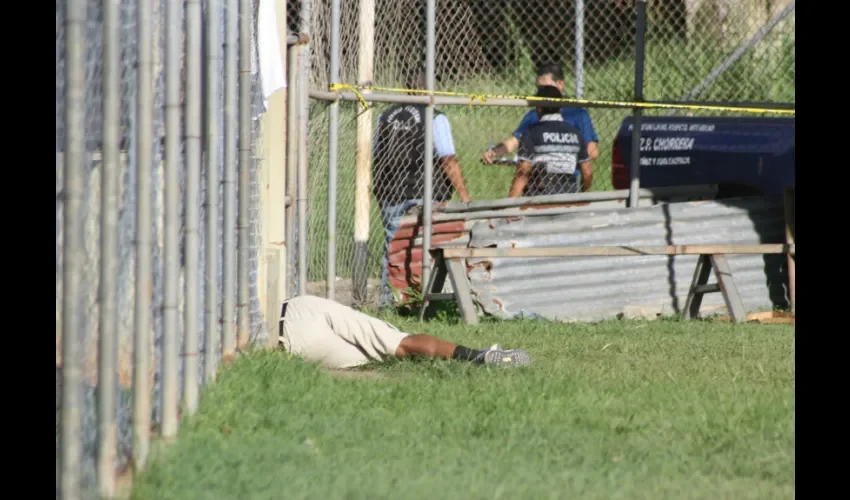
[328,83,795,116]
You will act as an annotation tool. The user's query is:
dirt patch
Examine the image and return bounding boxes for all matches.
[714,311,795,325]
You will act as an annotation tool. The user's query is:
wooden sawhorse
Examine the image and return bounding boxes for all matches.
[420,244,796,325]
[419,249,481,324]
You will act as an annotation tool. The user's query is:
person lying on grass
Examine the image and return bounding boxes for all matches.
[278,295,531,368]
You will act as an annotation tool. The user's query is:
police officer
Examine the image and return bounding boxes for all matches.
[509,85,593,197]
[372,69,471,307]
[481,62,600,170]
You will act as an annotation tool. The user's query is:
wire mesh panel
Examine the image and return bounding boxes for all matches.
[305,100,330,289]
[56,0,266,493]
[300,0,793,308]
[306,100,423,307]
[304,100,625,307]
[644,0,795,103]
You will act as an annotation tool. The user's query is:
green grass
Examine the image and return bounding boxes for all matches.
[131,315,795,500]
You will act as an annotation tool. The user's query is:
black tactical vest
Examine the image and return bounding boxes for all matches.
[518,118,587,196]
[372,104,454,204]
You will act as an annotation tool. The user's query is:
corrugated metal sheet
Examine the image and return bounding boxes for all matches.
[387,217,471,301]
[467,197,790,321]
[385,199,658,302]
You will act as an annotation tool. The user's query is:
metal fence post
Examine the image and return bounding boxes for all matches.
[184,0,202,414]
[60,0,86,497]
[326,0,341,301]
[575,0,585,99]
[286,43,298,299]
[97,0,120,495]
[161,0,184,440]
[133,0,154,473]
[352,0,375,305]
[628,0,648,209]
[237,0,253,349]
[421,0,436,295]
[297,0,312,295]
[223,0,239,361]
[204,0,222,384]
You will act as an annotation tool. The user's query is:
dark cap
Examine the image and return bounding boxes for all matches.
[533,85,563,102]
[533,85,563,115]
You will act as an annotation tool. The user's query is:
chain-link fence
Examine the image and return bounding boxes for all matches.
[292,0,794,308]
[56,0,269,496]
[56,0,795,492]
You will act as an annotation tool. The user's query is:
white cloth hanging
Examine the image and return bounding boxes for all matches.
[253,0,287,116]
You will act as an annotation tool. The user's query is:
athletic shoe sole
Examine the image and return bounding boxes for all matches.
[483,348,531,366]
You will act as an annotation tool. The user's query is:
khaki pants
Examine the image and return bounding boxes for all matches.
[279,295,409,369]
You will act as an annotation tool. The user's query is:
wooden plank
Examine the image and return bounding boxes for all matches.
[436,185,717,213]
[443,244,794,259]
[425,293,455,301]
[684,254,713,320]
[714,311,795,324]
[446,258,479,325]
[784,187,795,315]
[711,255,748,324]
[692,283,720,294]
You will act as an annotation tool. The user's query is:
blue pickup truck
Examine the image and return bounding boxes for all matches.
[610,115,795,198]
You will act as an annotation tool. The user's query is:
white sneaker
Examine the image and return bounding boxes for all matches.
[478,344,531,366]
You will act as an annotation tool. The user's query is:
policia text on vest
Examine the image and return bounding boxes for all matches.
[510,86,593,197]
